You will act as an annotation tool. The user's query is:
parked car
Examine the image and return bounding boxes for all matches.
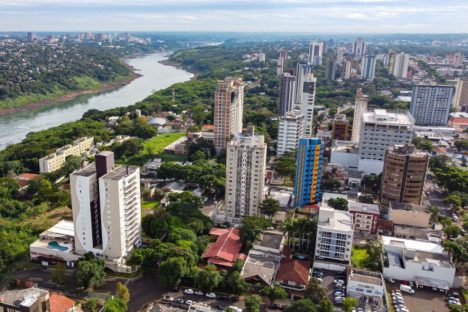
[194,290,204,296]
[313,270,324,278]
[334,278,345,285]
[164,295,174,301]
[175,298,184,304]
[400,284,414,294]
[228,306,243,312]
[335,296,344,304]
[186,300,193,305]
[206,292,216,298]
[184,289,194,295]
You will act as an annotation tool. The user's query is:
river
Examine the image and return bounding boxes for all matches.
[0,52,193,149]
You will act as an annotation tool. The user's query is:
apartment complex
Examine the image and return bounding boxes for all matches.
[360,55,376,80]
[298,72,317,137]
[213,77,244,152]
[358,109,414,174]
[314,207,354,271]
[410,85,454,126]
[294,63,313,105]
[308,42,323,66]
[390,52,410,79]
[325,58,336,80]
[225,133,266,223]
[348,201,380,235]
[332,114,350,141]
[352,37,366,58]
[279,73,296,116]
[71,151,141,271]
[293,138,323,207]
[454,77,468,112]
[351,88,368,142]
[380,144,428,210]
[39,136,94,173]
[277,110,303,157]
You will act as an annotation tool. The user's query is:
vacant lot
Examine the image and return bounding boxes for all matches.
[141,132,185,156]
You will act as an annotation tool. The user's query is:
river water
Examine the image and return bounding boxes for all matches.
[0,52,193,149]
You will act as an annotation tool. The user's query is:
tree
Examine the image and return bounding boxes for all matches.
[225,271,248,295]
[342,297,359,312]
[102,297,127,312]
[412,137,433,152]
[304,278,326,304]
[327,197,348,210]
[445,194,462,210]
[444,224,461,239]
[245,295,263,312]
[449,304,468,312]
[157,257,188,287]
[239,216,271,248]
[115,282,130,304]
[191,150,206,161]
[454,139,468,152]
[276,152,296,179]
[260,198,281,219]
[75,253,106,289]
[82,299,99,312]
[52,262,65,284]
[260,286,287,301]
[195,264,222,291]
[284,299,318,312]
[318,298,334,312]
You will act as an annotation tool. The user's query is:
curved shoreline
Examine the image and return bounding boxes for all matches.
[0,74,140,116]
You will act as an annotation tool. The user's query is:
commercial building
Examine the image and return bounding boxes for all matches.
[298,72,317,137]
[360,55,376,80]
[225,133,266,223]
[352,37,366,58]
[314,207,354,271]
[332,114,350,140]
[330,141,359,170]
[70,151,141,272]
[308,42,324,65]
[351,88,368,143]
[213,77,244,152]
[293,138,323,207]
[39,137,94,173]
[0,288,50,312]
[410,85,454,126]
[454,77,468,112]
[382,236,455,290]
[348,201,380,235]
[346,268,385,306]
[277,110,303,157]
[390,209,432,240]
[391,52,410,79]
[325,58,336,80]
[358,110,414,174]
[380,144,428,210]
[279,73,296,116]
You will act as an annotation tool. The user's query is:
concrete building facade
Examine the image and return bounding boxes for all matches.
[351,88,368,142]
[454,77,468,112]
[352,37,366,58]
[360,55,376,80]
[214,77,244,153]
[298,72,317,137]
[308,42,324,66]
[39,137,94,173]
[410,85,454,126]
[332,114,350,141]
[391,52,410,79]
[279,73,296,116]
[277,110,303,157]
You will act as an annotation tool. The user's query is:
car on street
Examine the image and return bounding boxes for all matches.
[206,292,216,298]
[400,284,414,294]
[184,289,194,295]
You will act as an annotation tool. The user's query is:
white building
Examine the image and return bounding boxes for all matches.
[308,42,324,65]
[39,137,94,173]
[347,268,385,305]
[298,72,317,137]
[358,110,414,174]
[70,151,141,272]
[360,55,376,80]
[352,37,366,58]
[277,110,303,157]
[330,141,360,170]
[382,236,455,290]
[410,85,454,126]
[392,52,410,79]
[225,133,267,223]
[351,88,368,143]
[314,207,354,271]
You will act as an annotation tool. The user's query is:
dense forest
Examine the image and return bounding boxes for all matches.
[0,42,132,109]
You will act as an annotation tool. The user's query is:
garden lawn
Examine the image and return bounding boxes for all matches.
[140,132,185,156]
[351,246,369,268]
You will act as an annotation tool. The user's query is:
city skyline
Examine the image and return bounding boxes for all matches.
[0,0,467,33]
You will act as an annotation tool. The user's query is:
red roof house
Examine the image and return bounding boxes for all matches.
[16,173,40,188]
[275,259,311,292]
[202,228,245,268]
[49,292,76,312]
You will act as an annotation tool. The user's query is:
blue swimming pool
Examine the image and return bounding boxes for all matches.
[48,241,69,252]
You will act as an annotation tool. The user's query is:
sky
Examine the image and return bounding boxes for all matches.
[0,0,467,33]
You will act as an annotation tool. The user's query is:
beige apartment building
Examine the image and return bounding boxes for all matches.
[213,77,244,153]
[380,144,428,211]
[39,136,94,173]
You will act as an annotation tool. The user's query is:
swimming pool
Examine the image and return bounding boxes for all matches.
[48,241,69,252]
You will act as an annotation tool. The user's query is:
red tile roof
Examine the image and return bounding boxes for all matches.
[16,173,40,187]
[49,292,75,312]
[450,117,468,124]
[202,228,245,267]
[275,259,311,286]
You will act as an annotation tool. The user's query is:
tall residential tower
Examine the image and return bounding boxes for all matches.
[410,85,454,126]
[351,88,368,142]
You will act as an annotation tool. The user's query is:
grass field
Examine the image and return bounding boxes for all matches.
[351,246,370,268]
[140,132,185,156]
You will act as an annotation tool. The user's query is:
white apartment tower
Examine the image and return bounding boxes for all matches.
[410,85,454,126]
[343,60,352,80]
[214,77,244,153]
[392,52,410,79]
[351,88,368,143]
[225,133,267,222]
[298,72,317,137]
[308,42,324,66]
[358,110,414,174]
[279,72,296,116]
[360,55,376,80]
[454,78,468,112]
[294,63,313,105]
[277,110,304,157]
[352,37,366,58]
[71,151,141,270]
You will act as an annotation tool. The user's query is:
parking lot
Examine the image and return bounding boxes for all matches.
[386,283,450,312]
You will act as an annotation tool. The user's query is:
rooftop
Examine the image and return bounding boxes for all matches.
[241,249,281,286]
[382,236,445,255]
[255,231,284,251]
[202,228,245,267]
[275,259,311,286]
[101,165,139,181]
[230,133,265,147]
[362,109,414,126]
[0,288,49,308]
[318,207,354,232]
[348,201,380,214]
[72,163,96,177]
[331,140,359,153]
[348,268,383,286]
[40,220,74,238]
[392,210,430,228]
[49,292,75,312]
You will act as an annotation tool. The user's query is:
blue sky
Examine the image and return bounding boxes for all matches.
[0,0,466,33]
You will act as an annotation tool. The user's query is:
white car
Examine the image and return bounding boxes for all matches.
[228,307,243,312]
[400,284,414,294]
[184,289,194,295]
[185,300,193,305]
[194,290,204,296]
[206,292,216,298]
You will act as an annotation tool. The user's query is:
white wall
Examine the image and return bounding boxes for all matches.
[358,159,384,175]
[330,151,359,170]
